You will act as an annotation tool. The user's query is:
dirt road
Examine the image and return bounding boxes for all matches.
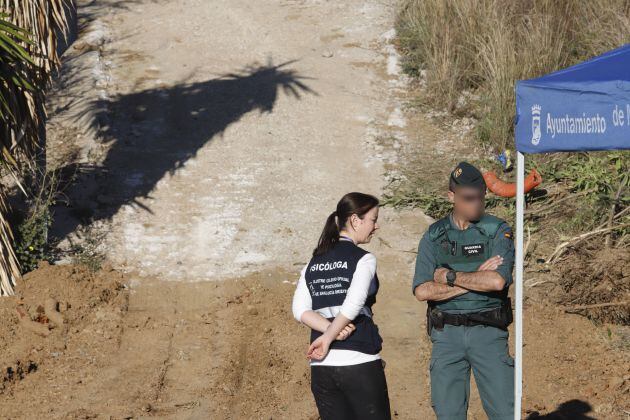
[49,0,413,281]
[34,0,437,417]
[1,0,628,419]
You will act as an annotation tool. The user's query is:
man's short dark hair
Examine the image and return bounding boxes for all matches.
[449,177,457,192]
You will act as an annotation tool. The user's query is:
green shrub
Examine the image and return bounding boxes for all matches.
[14,170,60,273]
[15,204,52,272]
[532,151,629,234]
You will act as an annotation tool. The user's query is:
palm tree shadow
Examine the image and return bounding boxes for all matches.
[526,400,595,419]
[49,60,316,241]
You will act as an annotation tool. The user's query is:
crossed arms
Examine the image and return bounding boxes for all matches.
[414,255,506,302]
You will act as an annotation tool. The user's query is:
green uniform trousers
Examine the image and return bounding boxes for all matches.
[429,324,514,420]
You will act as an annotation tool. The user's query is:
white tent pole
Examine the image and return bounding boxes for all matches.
[514,151,525,419]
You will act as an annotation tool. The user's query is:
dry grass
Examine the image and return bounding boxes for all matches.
[396,0,630,150]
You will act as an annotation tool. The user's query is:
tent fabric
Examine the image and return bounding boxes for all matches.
[515,43,630,153]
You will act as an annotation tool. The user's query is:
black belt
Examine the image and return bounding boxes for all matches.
[442,311,487,327]
[427,299,513,334]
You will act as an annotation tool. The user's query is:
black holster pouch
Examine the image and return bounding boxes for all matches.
[467,298,513,330]
[426,304,445,336]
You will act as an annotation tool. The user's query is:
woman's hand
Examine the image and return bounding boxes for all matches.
[307,313,353,360]
[305,322,355,362]
[335,323,355,341]
[307,334,333,360]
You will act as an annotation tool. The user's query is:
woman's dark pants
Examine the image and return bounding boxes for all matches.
[310,359,391,420]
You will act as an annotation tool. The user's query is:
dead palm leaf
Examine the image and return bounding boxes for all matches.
[0,1,74,294]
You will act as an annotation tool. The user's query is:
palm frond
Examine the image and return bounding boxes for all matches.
[0,0,74,294]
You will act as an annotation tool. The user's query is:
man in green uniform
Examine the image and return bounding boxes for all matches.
[413,161,515,420]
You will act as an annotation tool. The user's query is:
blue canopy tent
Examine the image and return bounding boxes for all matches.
[513,44,630,418]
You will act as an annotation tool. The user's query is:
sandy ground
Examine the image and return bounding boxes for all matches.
[0,0,628,419]
[1,262,628,419]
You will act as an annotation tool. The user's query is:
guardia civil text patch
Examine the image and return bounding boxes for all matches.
[462,243,484,256]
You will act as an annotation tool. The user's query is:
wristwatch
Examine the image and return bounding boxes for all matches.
[446,270,457,287]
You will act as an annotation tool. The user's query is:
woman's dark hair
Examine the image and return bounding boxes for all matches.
[312,192,379,256]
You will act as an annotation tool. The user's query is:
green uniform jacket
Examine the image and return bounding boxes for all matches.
[412,213,515,313]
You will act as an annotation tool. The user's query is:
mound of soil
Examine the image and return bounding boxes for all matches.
[522,301,630,418]
[0,261,128,395]
[554,247,629,324]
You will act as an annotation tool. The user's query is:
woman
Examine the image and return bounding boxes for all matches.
[292,192,391,420]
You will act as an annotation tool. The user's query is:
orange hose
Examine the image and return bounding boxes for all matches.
[483,169,542,198]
